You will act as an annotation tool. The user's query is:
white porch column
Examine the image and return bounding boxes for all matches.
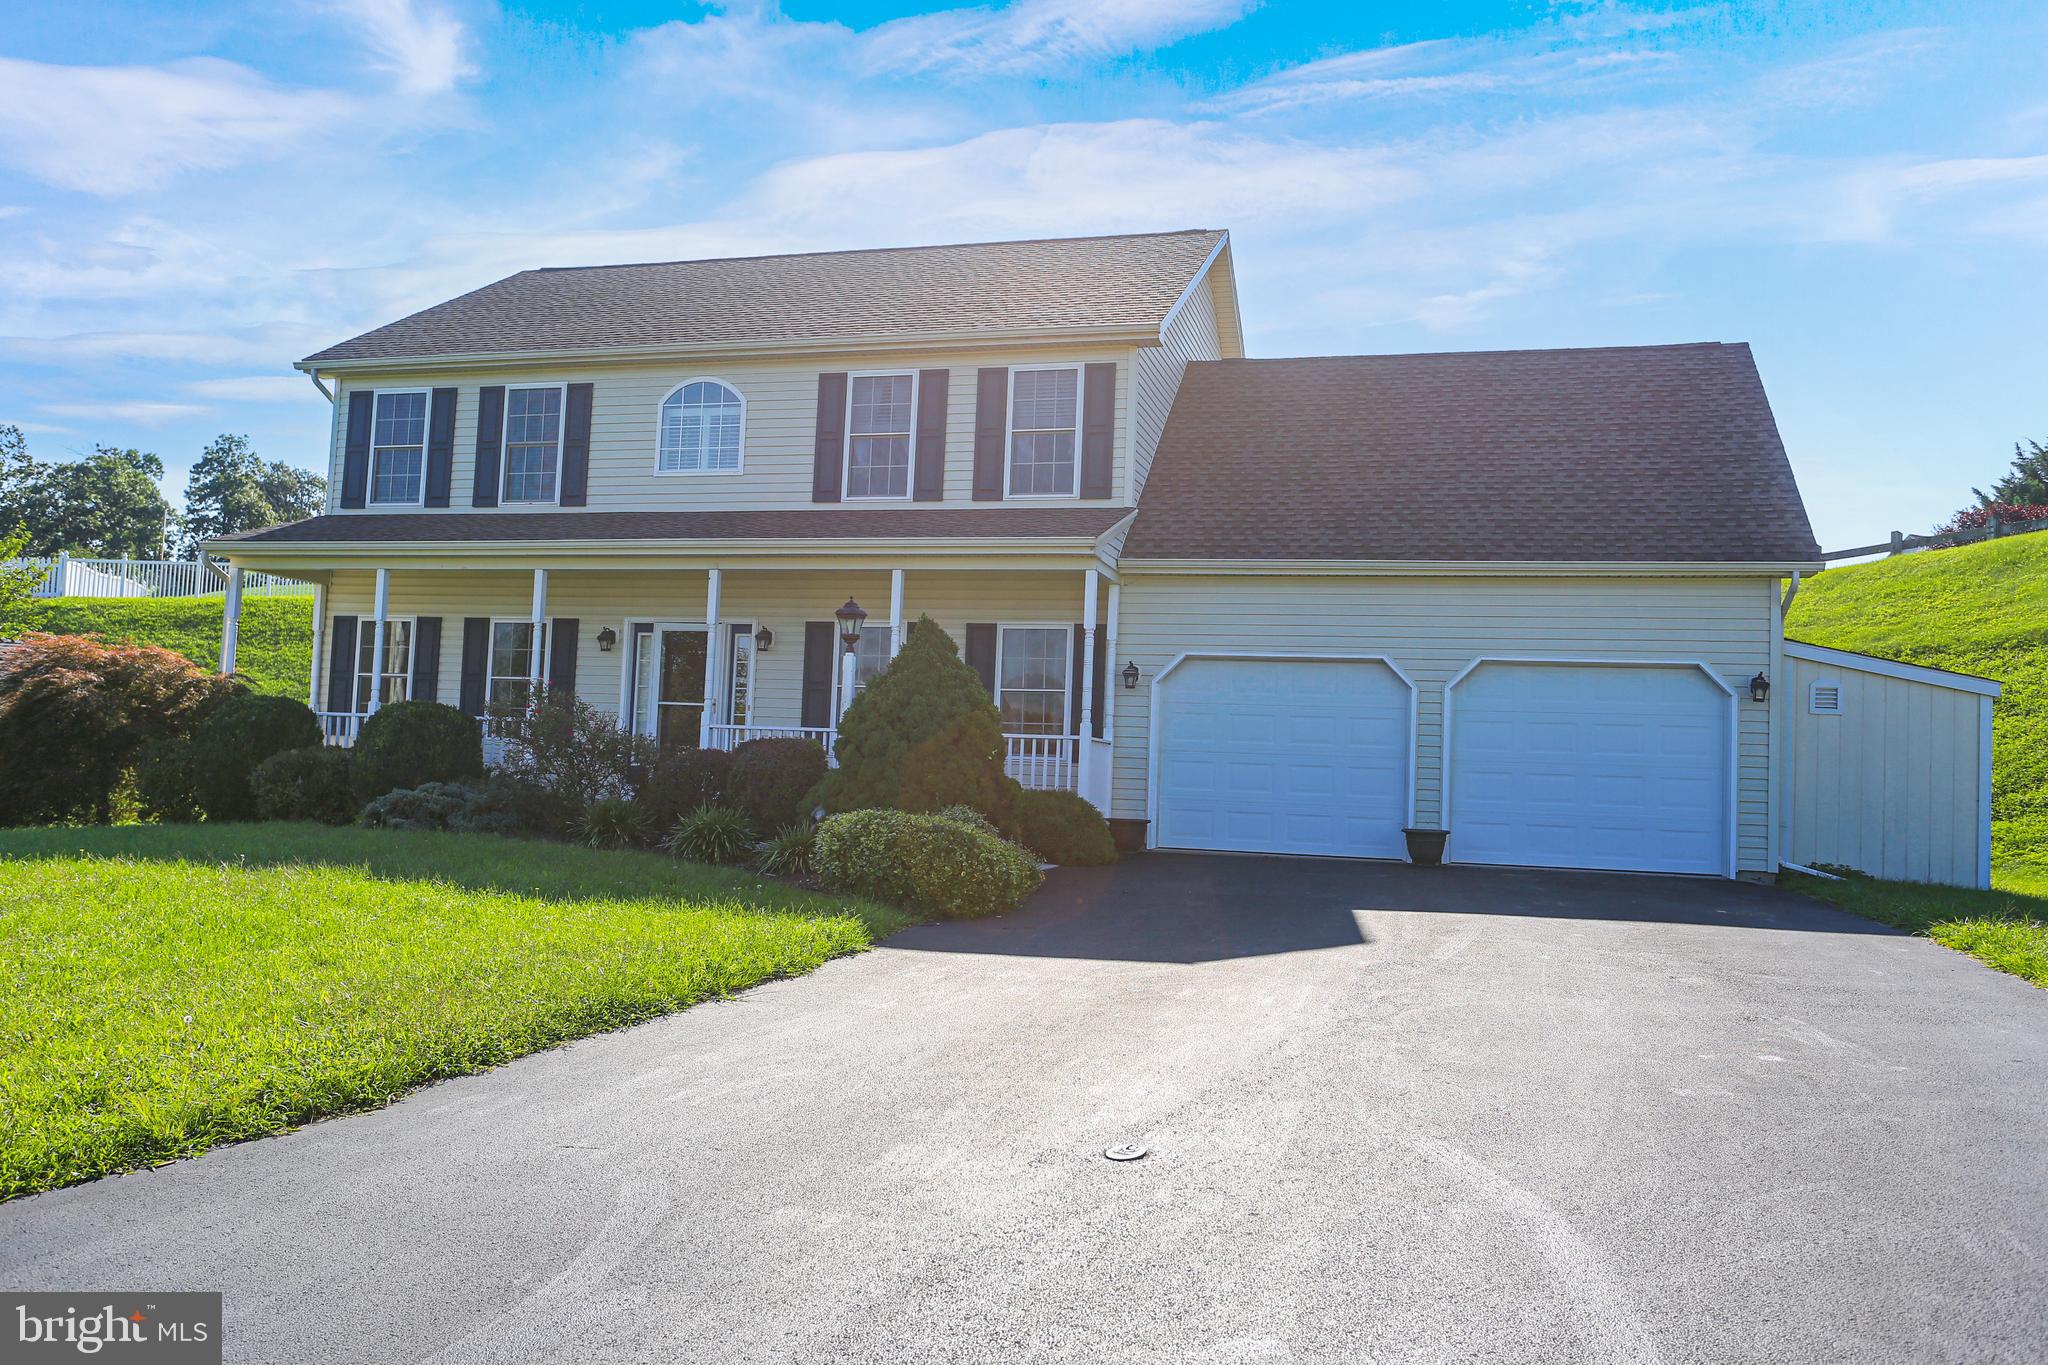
[1079,568,1099,738]
[888,568,905,657]
[840,643,859,727]
[307,579,328,709]
[367,567,390,713]
[220,563,245,677]
[528,568,548,691]
[700,567,722,746]
[1104,581,1121,733]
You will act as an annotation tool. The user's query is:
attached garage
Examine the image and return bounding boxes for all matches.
[1151,655,1414,859]
[1445,660,1735,876]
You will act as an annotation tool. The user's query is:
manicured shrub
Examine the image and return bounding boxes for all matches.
[728,737,829,831]
[813,808,1042,919]
[634,747,732,836]
[188,693,323,821]
[665,803,757,865]
[935,804,1001,839]
[134,738,202,824]
[251,746,356,825]
[1013,789,1117,866]
[0,633,243,825]
[350,700,484,805]
[357,780,522,835]
[755,821,817,879]
[487,685,651,811]
[813,616,1012,826]
[477,772,579,839]
[576,796,646,850]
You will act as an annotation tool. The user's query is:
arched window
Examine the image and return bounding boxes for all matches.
[657,380,745,473]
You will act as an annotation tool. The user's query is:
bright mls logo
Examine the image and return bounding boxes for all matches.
[4,1294,220,1363]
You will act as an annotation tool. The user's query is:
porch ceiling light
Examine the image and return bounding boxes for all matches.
[1121,660,1140,690]
[595,626,618,653]
[836,598,867,648]
[1749,671,1770,703]
[754,625,774,653]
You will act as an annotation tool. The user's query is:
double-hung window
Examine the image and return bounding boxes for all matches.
[503,386,564,503]
[353,618,413,712]
[658,380,744,473]
[1006,366,1080,497]
[834,629,894,714]
[370,390,428,505]
[844,373,914,499]
[996,626,1070,735]
[488,620,548,708]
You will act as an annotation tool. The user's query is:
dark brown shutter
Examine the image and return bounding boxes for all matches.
[471,386,504,507]
[1091,623,1108,738]
[971,368,1007,501]
[559,383,593,507]
[340,392,372,508]
[459,617,490,715]
[800,622,836,728]
[327,615,357,712]
[1080,361,1116,498]
[547,618,578,696]
[965,623,998,696]
[913,369,948,501]
[424,388,456,507]
[411,616,442,703]
[811,373,847,503]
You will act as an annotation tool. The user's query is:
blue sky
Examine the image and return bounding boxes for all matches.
[2,0,2043,549]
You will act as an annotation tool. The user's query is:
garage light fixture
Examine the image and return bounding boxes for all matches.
[754,625,774,653]
[1121,660,1140,690]
[1749,671,1770,703]
[595,626,617,653]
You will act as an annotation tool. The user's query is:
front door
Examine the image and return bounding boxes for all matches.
[633,625,708,753]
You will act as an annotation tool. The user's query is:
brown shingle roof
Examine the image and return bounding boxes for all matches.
[1125,343,1821,563]
[215,507,1131,546]
[301,230,1226,366]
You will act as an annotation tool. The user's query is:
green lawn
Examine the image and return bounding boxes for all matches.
[0,594,312,697]
[0,824,909,1200]
[1783,872,2048,988]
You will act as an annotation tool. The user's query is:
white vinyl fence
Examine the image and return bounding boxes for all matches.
[3,555,313,599]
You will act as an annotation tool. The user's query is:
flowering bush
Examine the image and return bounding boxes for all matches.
[813,808,1042,919]
[1934,501,2048,535]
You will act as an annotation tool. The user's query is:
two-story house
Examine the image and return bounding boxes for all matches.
[210,228,1998,886]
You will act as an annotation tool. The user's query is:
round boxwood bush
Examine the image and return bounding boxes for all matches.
[188,693,323,820]
[134,737,202,824]
[251,746,357,824]
[350,700,484,805]
[728,737,828,831]
[813,808,1042,919]
[634,747,733,837]
[357,779,523,834]
[1013,789,1116,866]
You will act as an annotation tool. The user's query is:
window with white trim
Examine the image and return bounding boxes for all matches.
[502,386,563,503]
[659,381,744,473]
[370,390,428,505]
[728,623,754,725]
[845,373,913,499]
[488,620,548,708]
[1007,367,1079,497]
[996,626,1070,735]
[834,629,893,713]
[353,617,414,712]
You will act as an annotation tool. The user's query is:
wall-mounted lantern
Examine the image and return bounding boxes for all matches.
[1749,671,1770,703]
[1121,660,1141,691]
[595,626,618,653]
[754,625,774,653]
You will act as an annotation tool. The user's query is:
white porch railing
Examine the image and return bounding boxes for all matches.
[1003,734,1076,793]
[704,724,838,762]
[6,555,314,599]
[316,711,364,747]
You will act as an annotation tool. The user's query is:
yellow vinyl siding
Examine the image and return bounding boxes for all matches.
[326,344,1131,517]
[1114,573,1780,873]
[1783,653,1989,887]
[1128,270,1223,504]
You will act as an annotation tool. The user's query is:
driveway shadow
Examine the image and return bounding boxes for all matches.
[886,851,1895,964]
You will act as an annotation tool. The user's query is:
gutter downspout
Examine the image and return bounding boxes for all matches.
[1780,569,1803,615]
[308,370,335,403]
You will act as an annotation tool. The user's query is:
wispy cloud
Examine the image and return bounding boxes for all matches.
[41,401,210,425]
[184,375,324,403]
[312,0,475,95]
[859,0,1259,77]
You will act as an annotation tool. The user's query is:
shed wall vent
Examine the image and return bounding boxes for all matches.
[1808,680,1844,715]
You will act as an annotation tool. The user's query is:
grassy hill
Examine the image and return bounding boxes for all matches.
[0,594,313,698]
[1785,531,2046,894]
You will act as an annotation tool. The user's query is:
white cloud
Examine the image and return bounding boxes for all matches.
[310,0,476,95]
[184,375,324,403]
[0,56,352,195]
[41,401,209,425]
[0,331,286,365]
[859,0,1259,77]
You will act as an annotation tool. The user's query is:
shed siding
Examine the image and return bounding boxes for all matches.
[1128,273,1223,503]
[1114,573,1779,873]
[1783,653,1989,887]
[323,345,1129,519]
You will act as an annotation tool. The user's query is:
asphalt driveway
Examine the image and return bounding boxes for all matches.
[4,854,2044,1363]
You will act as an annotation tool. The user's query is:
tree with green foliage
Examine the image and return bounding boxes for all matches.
[180,433,325,552]
[0,526,43,627]
[815,615,1015,823]
[1974,438,2048,510]
[0,432,174,558]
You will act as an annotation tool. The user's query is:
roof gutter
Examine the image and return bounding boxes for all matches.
[203,534,1113,563]
[1119,558,1828,576]
[306,370,335,403]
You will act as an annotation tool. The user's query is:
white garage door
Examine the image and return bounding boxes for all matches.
[1155,657,1411,859]
[1448,662,1731,876]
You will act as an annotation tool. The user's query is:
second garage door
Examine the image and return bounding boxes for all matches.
[1154,657,1412,859]
[1447,661,1733,876]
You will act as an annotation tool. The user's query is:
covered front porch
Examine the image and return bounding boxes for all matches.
[220,555,1122,810]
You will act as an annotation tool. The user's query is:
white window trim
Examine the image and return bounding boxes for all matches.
[995,621,1076,737]
[353,613,417,712]
[654,377,747,476]
[842,369,918,502]
[486,616,554,705]
[1003,363,1084,501]
[368,387,431,508]
[831,624,895,715]
[621,619,711,741]
[726,620,754,726]
[500,383,569,506]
